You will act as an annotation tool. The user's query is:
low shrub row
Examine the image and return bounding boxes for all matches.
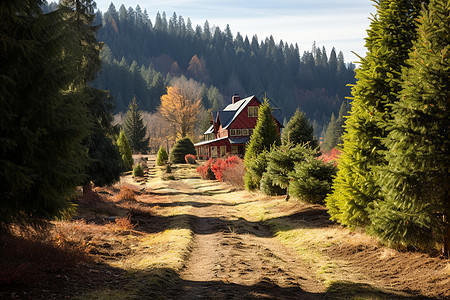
[197,156,245,188]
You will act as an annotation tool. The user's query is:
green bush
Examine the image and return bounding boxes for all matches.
[132,163,144,177]
[117,130,133,171]
[260,173,285,196]
[156,146,169,166]
[244,151,269,191]
[289,158,336,204]
[170,137,196,164]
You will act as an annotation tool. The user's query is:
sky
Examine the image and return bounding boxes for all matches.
[94,0,376,64]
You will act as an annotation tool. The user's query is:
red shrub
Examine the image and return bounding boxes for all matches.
[319,148,342,166]
[211,158,226,181]
[222,157,245,188]
[185,154,197,164]
[197,159,216,180]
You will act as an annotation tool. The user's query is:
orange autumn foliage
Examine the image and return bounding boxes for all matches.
[158,83,203,138]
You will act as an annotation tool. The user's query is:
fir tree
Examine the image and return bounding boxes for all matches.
[281,109,318,149]
[262,143,306,199]
[156,146,169,166]
[170,137,196,163]
[326,0,427,227]
[244,98,281,190]
[289,151,336,204]
[117,130,133,171]
[0,0,90,227]
[371,0,449,252]
[124,96,149,153]
[322,113,337,152]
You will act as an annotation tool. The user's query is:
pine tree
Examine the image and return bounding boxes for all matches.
[156,146,169,166]
[0,0,91,227]
[281,109,318,148]
[262,143,306,199]
[371,0,449,252]
[244,98,281,190]
[170,137,196,164]
[322,113,337,152]
[124,96,149,153]
[335,100,350,146]
[289,150,337,204]
[326,0,427,227]
[117,130,133,171]
[83,88,122,191]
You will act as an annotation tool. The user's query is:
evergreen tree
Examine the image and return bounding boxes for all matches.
[335,99,350,146]
[0,0,90,227]
[371,0,449,252]
[124,96,149,153]
[83,88,122,191]
[156,146,169,166]
[244,98,281,190]
[322,113,337,152]
[322,100,350,152]
[326,0,427,227]
[117,130,133,171]
[281,109,318,148]
[262,143,306,199]
[170,137,196,164]
[289,150,337,204]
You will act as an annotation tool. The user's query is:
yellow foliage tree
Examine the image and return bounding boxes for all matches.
[158,80,203,138]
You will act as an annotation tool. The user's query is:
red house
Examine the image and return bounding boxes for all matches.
[195,94,284,159]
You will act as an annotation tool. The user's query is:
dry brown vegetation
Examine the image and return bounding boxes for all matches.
[1,158,449,299]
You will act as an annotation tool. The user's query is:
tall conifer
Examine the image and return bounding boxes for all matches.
[0,0,90,227]
[326,0,427,227]
[124,96,149,153]
[371,0,449,252]
[244,98,281,190]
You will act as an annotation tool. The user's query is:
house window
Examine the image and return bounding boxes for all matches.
[248,106,258,117]
[235,129,241,136]
[211,146,217,158]
[231,145,238,154]
[242,129,249,136]
[230,129,236,136]
[220,146,227,157]
[249,129,253,136]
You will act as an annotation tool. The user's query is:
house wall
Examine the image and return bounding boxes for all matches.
[227,97,260,131]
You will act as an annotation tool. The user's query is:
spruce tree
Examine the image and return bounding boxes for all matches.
[0,0,90,227]
[170,137,196,163]
[124,96,149,153]
[371,0,449,252]
[281,109,318,149]
[326,0,427,227]
[322,113,337,152]
[262,143,306,199]
[244,98,281,190]
[156,146,169,166]
[117,130,133,171]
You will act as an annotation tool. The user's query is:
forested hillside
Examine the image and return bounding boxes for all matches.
[85,3,356,130]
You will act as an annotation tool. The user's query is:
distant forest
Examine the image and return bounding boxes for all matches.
[44,2,356,134]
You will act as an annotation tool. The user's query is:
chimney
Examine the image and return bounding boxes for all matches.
[232,94,240,104]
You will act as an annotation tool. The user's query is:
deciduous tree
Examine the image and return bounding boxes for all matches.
[158,77,203,138]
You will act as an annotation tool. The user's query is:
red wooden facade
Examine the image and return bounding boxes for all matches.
[194,95,283,159]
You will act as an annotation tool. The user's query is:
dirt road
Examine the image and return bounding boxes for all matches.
[158,180,324,299]
[2,161,448,299]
